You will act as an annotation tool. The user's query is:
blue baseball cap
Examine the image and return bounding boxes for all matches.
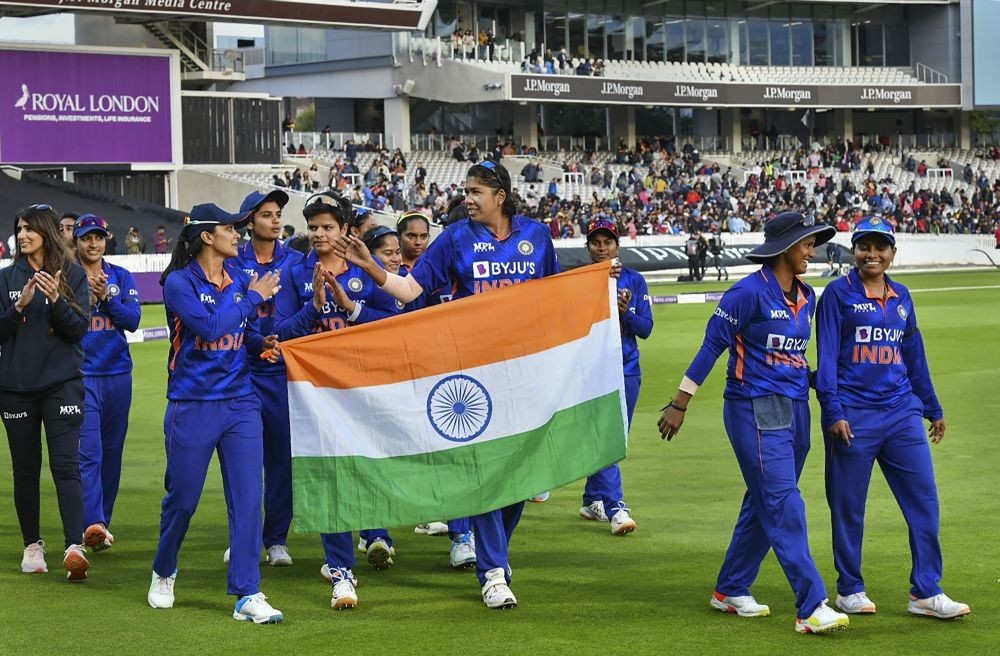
[746,211,835,262]
[72,213,109,239]
[184,203,251,234]
[851,215,896,246]
[239,189,289,215]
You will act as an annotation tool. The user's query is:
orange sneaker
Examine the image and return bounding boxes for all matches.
[84,524,114,552]
[63,545,89,581]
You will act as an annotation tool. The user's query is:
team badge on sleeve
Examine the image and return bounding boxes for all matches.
[348,278,363,293]
[234,293,244,303]
[107,283,120,297]
[517,240,534,256]
[897,305,908,320]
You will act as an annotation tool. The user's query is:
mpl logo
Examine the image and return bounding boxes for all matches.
[199,293,216,304]
[304,282,314,293]
[853,302,878,313]
[855,326,872,343]
[59,405,81,416]
[472,261,490,279]
[770,309,790,320]
[473,242,495,253]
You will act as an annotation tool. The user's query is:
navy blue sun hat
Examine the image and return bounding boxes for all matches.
[746,211,836,263]
[239,189,289,215]
[851,215,896,247]
[182,203,251,238]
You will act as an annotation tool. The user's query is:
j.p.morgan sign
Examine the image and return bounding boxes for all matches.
[511,74,961,108]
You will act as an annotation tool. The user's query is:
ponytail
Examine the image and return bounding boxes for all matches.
[160,226,205,286]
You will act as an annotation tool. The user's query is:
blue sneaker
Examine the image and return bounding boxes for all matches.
[233,592,283,624]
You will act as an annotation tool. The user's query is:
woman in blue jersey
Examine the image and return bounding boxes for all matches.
[816,217,969,620]
[657,211,850,634]
[74,214,141,554]
[580,218,650,535]
[334,160,560,610]
[148,203,284,624]
[271,193,399,610]
[0,204,91,581]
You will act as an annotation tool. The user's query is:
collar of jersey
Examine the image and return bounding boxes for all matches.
[470,214,526,241]
[847,267,899,301]
[188,259,233,291]
[305,250,350,277]
[758,264,811,313]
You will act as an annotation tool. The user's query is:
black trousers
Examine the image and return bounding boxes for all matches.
[0,379,84,549]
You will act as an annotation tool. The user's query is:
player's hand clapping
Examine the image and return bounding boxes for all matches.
[249,271,281,301]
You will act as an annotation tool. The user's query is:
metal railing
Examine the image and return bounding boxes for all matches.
[915,62,948,84]
[284,132,394,152]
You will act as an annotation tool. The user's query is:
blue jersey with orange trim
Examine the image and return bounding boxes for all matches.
[272,251,400,339]
[617,267,653,377]
[815,268,942,427]
[409,215,560,300]
[686,265,815,401]
[399,263,454,311]
[81,260,141,377]
[163,260,266,401]
[236,239,303,376]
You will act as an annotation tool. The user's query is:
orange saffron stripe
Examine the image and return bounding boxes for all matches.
[735,333,745,382]
[282,261,613,389]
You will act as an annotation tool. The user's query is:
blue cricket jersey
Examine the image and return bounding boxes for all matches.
[815,268,942,427]
[273,251,400,339]
[617,267,653,378]
[163,260,266,401]
[81,259,141,377]
[236,239,303,376]
[399,263,454,312]
[686,265,816,401]
[409,215,560,300]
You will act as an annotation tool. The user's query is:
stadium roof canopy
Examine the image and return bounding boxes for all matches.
[0,0,438,31]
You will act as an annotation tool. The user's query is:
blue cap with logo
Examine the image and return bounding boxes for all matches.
[239,189,289,215]
[181,203,251,238]
[851,215,895,246]
[73,213,110,239]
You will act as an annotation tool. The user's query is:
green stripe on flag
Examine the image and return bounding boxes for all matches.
[292,391,626,533]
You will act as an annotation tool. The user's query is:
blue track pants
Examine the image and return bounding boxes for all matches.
[251,374,293,548]
[80,373,131,529]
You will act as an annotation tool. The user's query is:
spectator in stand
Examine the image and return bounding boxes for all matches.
[125,226,145,255]
[153,226,170,254]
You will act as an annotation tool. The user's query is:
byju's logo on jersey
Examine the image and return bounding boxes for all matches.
[855,326,872,343]
[517,240,534,256]
[473,242,495,253]
[769,309,790,320]
[766,334,809,351]
[473,261,490,279]
[853,302,878,313]
[2,411,27,420]
[59,405,81,416]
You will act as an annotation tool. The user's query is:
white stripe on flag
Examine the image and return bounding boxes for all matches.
[289,316,624,459]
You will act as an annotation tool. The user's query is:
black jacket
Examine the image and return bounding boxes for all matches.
[0,258,90,392]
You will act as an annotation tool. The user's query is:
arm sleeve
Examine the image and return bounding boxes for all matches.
[244,313,265,357]
[684,284,755,386]
[544,236,561,275]
[163,274,262,342]
[814,286,846,428]
[48,268,91,341]
[408,232,454,298]
[901,300,944,421]
[271,266,320,340]
[619,273,653,339]
[99,269,141,333]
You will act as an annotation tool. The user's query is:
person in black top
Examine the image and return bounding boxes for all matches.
[0,204,91,581]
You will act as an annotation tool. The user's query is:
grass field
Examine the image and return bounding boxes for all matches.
[0,270,997,655]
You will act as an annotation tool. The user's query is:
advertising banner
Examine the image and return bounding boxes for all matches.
[557,243,854,272]
[0,48,174,165]
[510,74,962,108]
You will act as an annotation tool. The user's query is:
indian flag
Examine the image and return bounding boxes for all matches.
[282,261,627,533]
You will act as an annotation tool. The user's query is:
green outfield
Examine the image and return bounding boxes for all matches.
[0,270,997,655]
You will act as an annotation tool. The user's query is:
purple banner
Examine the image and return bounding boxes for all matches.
[0,49,173,164]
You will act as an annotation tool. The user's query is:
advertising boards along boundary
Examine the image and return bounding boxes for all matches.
[0,43,182,167]
[509,74,962,108]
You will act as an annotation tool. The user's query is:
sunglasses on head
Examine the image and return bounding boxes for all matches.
[28,203,52,211]
[75,215,109,232]
[305,192,343,207]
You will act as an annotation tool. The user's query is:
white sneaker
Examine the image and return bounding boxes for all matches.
[63,544,89,581]
[795,601,850,634]
[610,508,637,536]
[836,591,877,614]
[528,492,549,503]
[148,571,176,609]
[320,563,333,582]
[223,548,230,564]
[449,533,476,569]
[908,593,970,619]
[482,567,517,609]
[233,592,283,624]
[711,591,771,617]
[356,536,368,553]
[366,538,394,570]
[266,544,292,567]
[330,568,358,610]
[579,501,608,522]
[21,540,47,573]
[414,522,449,536]
[84,524,114,552]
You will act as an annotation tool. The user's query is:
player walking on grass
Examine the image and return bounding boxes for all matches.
[148,203,284,624]
[815,217,970,620]
[658,211,850,634]
[74,214,141,554]
[0,204,91,581]
[271,193,400,610]
[579,218,649,535]
[334,161,560,610]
